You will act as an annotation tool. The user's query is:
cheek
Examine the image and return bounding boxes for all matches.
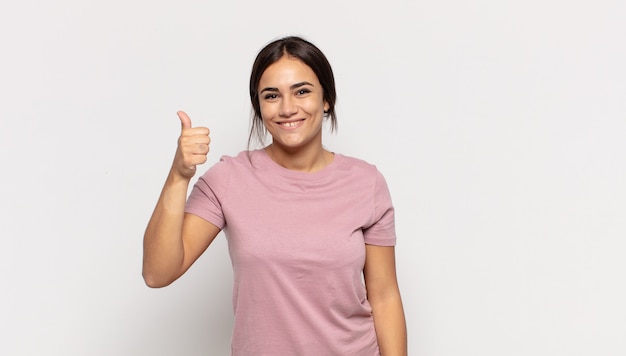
[307,99,326,114]
[259,103,273,121]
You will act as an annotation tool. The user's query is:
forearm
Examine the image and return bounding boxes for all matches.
[142,169,191,287]
[371,291,407,356]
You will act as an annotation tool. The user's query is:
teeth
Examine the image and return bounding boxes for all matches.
[282,121,299,127]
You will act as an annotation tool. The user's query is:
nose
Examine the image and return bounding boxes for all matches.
[279,96,297,117]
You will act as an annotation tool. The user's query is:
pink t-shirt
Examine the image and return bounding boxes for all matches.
[185,149,396,356]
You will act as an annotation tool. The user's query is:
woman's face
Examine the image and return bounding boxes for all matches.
[258,56,329,152]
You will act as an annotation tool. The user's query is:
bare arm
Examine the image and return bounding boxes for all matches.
[364,245,407,356]
[142,111,220,288]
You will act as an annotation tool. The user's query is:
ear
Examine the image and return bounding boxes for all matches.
[323,101,330,114]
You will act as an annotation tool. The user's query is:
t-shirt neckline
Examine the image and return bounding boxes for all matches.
[255,148,342,181]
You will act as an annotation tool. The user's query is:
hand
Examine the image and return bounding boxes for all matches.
[173,111,210,179]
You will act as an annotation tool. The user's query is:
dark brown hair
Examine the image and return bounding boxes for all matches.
[248,36,337,147]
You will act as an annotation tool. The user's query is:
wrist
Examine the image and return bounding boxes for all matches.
[167,168,194,186]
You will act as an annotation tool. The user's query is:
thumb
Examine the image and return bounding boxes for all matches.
[177,110,192,130]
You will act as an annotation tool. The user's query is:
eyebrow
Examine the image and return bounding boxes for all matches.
[259,81,315,94]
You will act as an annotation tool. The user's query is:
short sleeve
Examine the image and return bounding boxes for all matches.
[363,170,396,246]
[184,158,230,229]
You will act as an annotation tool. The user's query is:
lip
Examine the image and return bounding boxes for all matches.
[276,119,305,130]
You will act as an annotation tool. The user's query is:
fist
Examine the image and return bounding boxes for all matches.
[174,111,210,179]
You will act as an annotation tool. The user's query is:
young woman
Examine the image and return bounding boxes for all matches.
[143,36,407,355]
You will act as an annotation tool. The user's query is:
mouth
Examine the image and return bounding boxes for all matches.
[277,119,305,128]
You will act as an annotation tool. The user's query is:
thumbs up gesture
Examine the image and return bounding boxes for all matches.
[173,111,211,179]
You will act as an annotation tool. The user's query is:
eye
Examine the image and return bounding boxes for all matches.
[296,88,311,96]
[263,93,278,100]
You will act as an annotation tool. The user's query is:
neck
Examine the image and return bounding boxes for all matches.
[265,144,333,173]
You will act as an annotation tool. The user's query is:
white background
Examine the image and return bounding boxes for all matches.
[1,0,625,355]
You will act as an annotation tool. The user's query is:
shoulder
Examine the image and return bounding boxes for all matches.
[196,150,254,181]
[204,150,257,170]
[216,150,253,164]
[335,153,384,178]
[336,153,393,193]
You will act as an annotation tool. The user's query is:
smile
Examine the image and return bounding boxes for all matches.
[278,119,304,128]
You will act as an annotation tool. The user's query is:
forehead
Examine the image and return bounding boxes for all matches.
[259,56,320,87]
